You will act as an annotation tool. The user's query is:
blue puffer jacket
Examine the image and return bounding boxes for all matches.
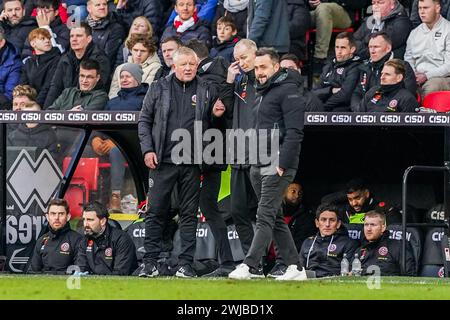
[0,42,21,109]
[106,83,149,111]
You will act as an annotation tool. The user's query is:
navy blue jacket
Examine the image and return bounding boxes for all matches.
[210,36,239,64]
[1,17,37,58]
[89,13,126,62]
[20,47,61,106]
[161,19,212,48]
[118,0,163,35]
[0,42,21,108]
[106,83,148,111]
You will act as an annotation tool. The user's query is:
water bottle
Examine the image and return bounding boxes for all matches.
[351,253,362,276]
[340,253,349,276]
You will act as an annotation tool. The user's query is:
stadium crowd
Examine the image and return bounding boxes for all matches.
[3,0,448,279]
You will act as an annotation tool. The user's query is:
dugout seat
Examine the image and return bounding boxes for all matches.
[420,227,445,277]
[422,91,450,112]
[344,223,364,244]
[62,157,100,217]
[387,224,422,276]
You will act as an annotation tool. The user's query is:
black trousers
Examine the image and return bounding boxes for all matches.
[230,167,258,255]
[144,163,201,266]
[200,170,234,268]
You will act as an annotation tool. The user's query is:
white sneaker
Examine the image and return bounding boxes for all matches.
[228,263,251,280]
[275,265,307,281]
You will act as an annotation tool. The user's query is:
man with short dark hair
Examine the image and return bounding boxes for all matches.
[29,199,82,273]
[351,32,417,111]
[357,211,416,276]
[154,36,182,80]
[48,58,108,110]
[0,0,37,57]
[76,202,138,275]
[313,32,361,111]
[360,59,419,112]
[344,178,402,225]
[229,48,306,281]
[299,203,359,277]
[44,22,111,108]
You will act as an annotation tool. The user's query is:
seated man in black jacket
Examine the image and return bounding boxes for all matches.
[76,201,137,275]
[357,211,416,276]
[360,58,419,112]
[344,178,402,225]
[351,32,417,111]
[28,198,82,274]
[299,203,359,278]
[354,0,412,60]
[313,32,361,111]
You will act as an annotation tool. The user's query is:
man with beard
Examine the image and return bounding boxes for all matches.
[0,0,37,57]
[229,48,306,281]
[344,178,402,225]
[28,199,82,273]
[76,202,137,275]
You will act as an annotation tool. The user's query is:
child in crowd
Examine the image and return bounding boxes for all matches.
[210,15,239,64]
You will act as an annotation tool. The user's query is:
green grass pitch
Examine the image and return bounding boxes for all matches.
[1,275,450,299]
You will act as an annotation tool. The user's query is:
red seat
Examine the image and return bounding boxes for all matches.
[62,157,100,217]
[422,91,450,112]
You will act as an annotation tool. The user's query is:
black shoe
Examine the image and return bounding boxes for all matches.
[313,57,326,76]
[202,266,234,278]
[250,265,265,278]
[134,262,159,278]
[175,264,197,278]
[267,263,287,278]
